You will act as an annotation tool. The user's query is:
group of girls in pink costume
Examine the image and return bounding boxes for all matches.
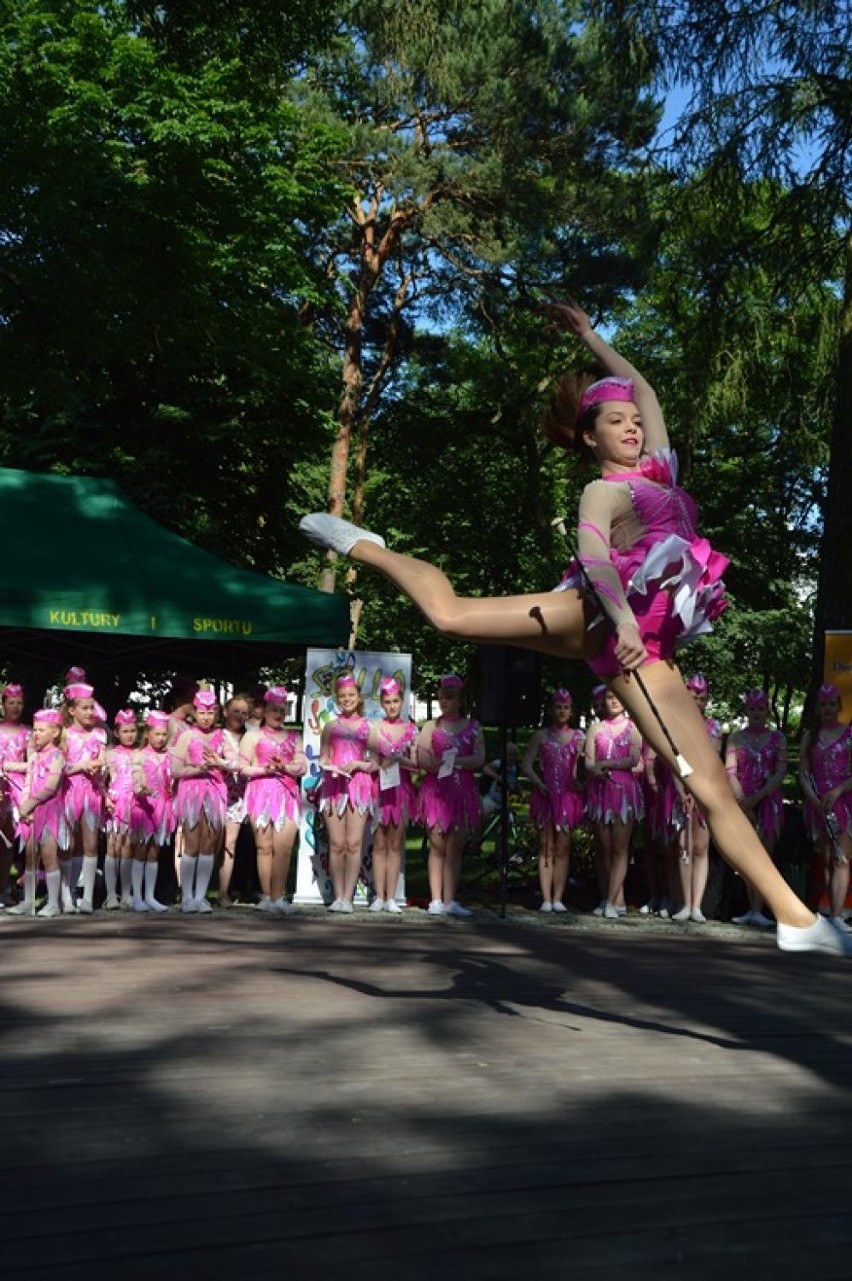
[799,683,852,935]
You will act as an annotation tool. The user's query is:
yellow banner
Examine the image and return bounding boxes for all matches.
[823,631,852,721]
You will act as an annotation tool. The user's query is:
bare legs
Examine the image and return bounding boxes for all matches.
[253,820,298,904]
[372,821,404,904]
[325,808,368,905]
[427,825,469,906]
[537,824,571,908]
[596,818,633,915]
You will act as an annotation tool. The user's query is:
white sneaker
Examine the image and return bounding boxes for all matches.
[539,901,553,913]
[120,896,134,911]
[639,898,659,916]
[180,898,199,914]
[257,895,276,913]
[61,887,77,914]
[732,911,753,926]
[273,897,295,915]
[7,900,34,916]
[298,513,385,556]
[552,901,567,914]
[672,905,691,923]
[777,915,852,956]
[603,902,620,919]
[830,916,852,935]
[384,898,402,914]
[337,899,354,914]
[145,897,169,914]
[750,911,773,928]
[592,901,605,917]
[445,900,472,918]
[37,902,61,919]
[328,898,345,912]
[426,899,445,916]
[690,908,707,924]
[104,894,121,911]
[133,899,150,913]
[77,898,94,915]
[658,899,673,920]
[195,898,213,914]
[369,897,385,913]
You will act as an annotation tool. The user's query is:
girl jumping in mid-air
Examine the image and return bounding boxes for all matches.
[300,297,845,954]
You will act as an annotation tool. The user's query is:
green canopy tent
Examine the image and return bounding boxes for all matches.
[0,468,349,677]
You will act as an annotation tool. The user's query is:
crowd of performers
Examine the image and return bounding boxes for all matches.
[1,662,849,933]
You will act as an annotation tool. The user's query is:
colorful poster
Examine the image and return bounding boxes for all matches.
[823,632,852,722]
[293,647,413,905]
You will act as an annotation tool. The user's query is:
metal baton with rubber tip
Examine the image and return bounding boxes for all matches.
[551,516,694,780]
[804,770,849,867]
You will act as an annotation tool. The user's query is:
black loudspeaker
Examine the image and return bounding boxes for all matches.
[479,645,542,727]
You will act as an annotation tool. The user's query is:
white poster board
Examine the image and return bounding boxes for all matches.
[294,647,413,904]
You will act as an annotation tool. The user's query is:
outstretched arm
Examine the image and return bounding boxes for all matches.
[548,300,669,454]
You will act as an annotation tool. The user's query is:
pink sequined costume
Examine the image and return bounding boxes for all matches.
[244,730,302,829]
[419,720,482,832]
[315,715,374,817]
[729,729,786,842]
[0,722,31,841]
[64,726,105,830]
[131,747,174,845]
[804,726,852,840]
[372,720,418,828]
[556,450,728,679]
[652,757,688,842]
[106,745,137,834]
[23,746,71,849]
[174,727,231,829]
[529,728,585,831]
[586,717,644,825]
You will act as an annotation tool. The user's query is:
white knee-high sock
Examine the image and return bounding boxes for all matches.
[104,854,118,898]
[131,859,145,904]
[82,854,98,904]
[180,854,197,900]
[45,868,61,909]
[194,853,215,901]
[144,862,160,902]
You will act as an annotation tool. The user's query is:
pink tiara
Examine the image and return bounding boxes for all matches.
[579,377,636,416]
[745,689,768,710]
[64,682,94,701]
[114,709,136,726]
[335,673,357,690]
[686,673,709,695]
[193,690,217,709]
[264,686,289,706]
[2,683,24,699]
[592,684,608,698]
[92,701,106,723]
[145,711,170,728]
[34,708,62,726]
[65,666,87,682]
[552,687,572,705]
[818,683,840,701]
[439,674,464,690]
[379,677,402,696]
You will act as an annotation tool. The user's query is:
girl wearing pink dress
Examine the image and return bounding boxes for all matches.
[315,672,375,913]
[130,710,173,912]
[585,689,643,919]
[171,690,237,913]
[417,674,485,918]
[9,709,70,918]
[523,688,585,913]
[725,689,787,928]
[671,673,724,923]
[63,681,106,914]
[220,693,251,907]
[240,687,305,915]
[103,710,139,910]
[0,683,31,902]
[368,677,418,914]
[799,683,852,933]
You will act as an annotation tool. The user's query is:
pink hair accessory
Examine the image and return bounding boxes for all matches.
[145,711,170,728]
[592,684,608,699]
[34,708,62,726]
[2,683,24,699]
[264,686,289,706]
[92,701,107,723]
[745,689,768,711]
[579,377,636,416]
[552,687,573,705]
[686,673,709,695]
[439,674,464,690]
[335,672,357,690]
[193,689,217,710]
[114,709,136,726]
[379,677,402,697]
[65,666,87,682]
[64,682,94,701]
[818,683,841,701]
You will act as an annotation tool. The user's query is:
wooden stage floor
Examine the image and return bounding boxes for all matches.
[2,905,851,1280]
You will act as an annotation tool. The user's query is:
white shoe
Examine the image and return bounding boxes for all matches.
[180,898,199,914]
[273,897,295,915]
[133,899,150,913]
[328,898,345,912]
[77,898,94,915]
[672,905,691,923]
[592,901,605,917]
[61,887,77,914]
[830,916,852,934]
[120,895,134,911]
[539,901,553,913]
[145,898,169,913]
[445,900,472,918]
[298,513,385,556]
[750,911,773,928]
[777,915,852,956]
[658,898,673,920]
[195,898,213,914]
[257,895,276,913]
[7,900,34,916]
[639,898,659,916]
[426,899,445,916]
[37,902,61,919]
[732,911,753,926]
[603,902,620,919]
[104,894,121,911]
[690,908,707,924]
[369,897,385,913]
[552,901,567,914]
[337,899,353,914]
[384,898,402,914]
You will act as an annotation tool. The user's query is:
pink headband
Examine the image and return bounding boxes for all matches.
[552,687,572,705]
[92,701,106,723]
[65,666,87,682]
[745,689,768,711]
[686,673,709,695]
[2,683,24,699]
[145,711,170,728]
[380,677,402,697]
[335,673,357,690]
[819,683,841,701]
[114,709,136,726]
[34,708,62,726]
[193,690,217,710]
[439,674,464,690]
[579,377,636,416]
[264,686,289,706]
[64,683,94,701]
[592,684,608,699]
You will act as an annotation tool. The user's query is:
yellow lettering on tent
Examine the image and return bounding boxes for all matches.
[45,610,121,630]
[193,617,254,636]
